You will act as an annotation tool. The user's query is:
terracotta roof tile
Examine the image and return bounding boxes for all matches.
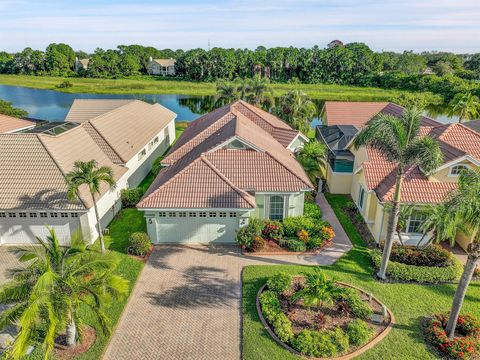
[0,115,36,134]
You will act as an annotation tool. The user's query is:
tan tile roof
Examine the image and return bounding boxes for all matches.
[323,101,441,127]
[0,114,36,134]
[66,100,177,163]
[65,99,135,123]
[139,101,312,210]
[361,123,480,204]
[153,59,176,67]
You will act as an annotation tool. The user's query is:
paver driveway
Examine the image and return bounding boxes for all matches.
[104,194,352,360]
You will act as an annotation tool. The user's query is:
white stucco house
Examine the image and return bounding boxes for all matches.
[137,100,312,243]
[147,57,176,76]
[0,99,176,245]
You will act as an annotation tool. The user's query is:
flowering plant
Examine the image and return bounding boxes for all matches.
[262,220,284,242]
[320,226,335,241]
[297,229,309,242]
[425,314,480,359]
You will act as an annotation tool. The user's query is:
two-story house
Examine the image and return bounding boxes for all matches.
[318,101,480,250]
[147,57,176,76]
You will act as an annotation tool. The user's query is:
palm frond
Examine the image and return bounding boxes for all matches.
[405,136,443,174]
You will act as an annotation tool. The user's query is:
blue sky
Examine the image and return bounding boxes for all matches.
[0,0,479,53]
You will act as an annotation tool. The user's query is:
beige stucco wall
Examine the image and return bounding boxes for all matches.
[429,161,478,183]
[352,146,369,169]
[326,164,353,194]
[252,192,305,219]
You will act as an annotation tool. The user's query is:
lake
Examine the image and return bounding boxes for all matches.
[0,84,458,124]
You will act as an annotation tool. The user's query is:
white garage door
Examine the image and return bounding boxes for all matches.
[155,211,239,243]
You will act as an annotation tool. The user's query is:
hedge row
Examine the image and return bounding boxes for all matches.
[370,249,463,283]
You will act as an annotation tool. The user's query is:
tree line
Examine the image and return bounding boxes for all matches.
[1,42,480,102]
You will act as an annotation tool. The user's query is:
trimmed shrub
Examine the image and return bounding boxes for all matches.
[152,156,163,176]
[267,272,292,294]
[319,226,335,241]
[262,220,284,241]
[57,81,73,88]
[272,313,294,343]
[280,239,306,252]
[425,314,480,359]
[370,249,463,283]
[297,229,309,242]
[346,319,374,346]
[329,327,350,353]
[236,218,263,251]
[120,188,143,208]
[388,244,452,267]
[335,288,373,320]
[259,290,282,323]
[283,216,315,237]
[306,236,324,250]
[292,329,338,357]
[127,232,151,256]
[304,201,322,220]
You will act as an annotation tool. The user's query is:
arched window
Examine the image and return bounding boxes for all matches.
[269,195,285,220]
[449,164,470,176]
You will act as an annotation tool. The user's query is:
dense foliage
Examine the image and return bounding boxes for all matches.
[425,314,480,359]
[127,232,152,257]
[120,188,143,208]
[370,249,463,283]
[1,43,479,102]
[266,272,293,294]
[387,244,453,267]
[0,99,28,117]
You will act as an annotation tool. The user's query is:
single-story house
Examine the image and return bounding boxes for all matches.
[74,57,90,72]
[319,101,480,250]
[137,100,312,243]
[147,57,176,76]
[0,114,36,134]
[0,99,176,245]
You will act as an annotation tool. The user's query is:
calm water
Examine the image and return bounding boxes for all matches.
[0,84,456,124]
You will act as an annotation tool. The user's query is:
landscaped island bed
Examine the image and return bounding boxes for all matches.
[0,74,410,101]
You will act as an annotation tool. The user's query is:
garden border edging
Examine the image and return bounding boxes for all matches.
[255,281,395,359]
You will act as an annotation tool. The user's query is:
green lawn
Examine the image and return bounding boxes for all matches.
[0,74,411,101]
[242,193,480,360]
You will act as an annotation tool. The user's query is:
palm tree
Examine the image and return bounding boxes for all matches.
[234,77,251,100]
[353,108,443,279]
[247,75,274,108]
[291,269,343,308]
[448,92,480,123]
[275,90,317,134]
[0,227,128,359]
[431,169,480,339]
[297,140,327,180]
[66,160,115,254]
[418,202,461,248]
[215,79,239,103]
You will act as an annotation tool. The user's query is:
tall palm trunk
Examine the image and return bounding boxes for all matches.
[91,192,105,254]
[66,316,76,347]
[378,169,403,280]
[446,241,480,338]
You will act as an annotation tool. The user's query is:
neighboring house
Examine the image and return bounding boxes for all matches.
[423,67,434,75]
[137,100,312,244]
[318,101,480,250]
[0,114,36,133]
[74,57,90,72]
[464,119,480,134]
[328,40,344,48]
[147,57,176,76]
[0,99,176,245]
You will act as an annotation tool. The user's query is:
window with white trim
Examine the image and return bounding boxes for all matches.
[19,212,26,218]
[269,195,285,221]
[229,212,237,217]
[0,213,5,217]
[8,213,16,218]
[189,212,197,217]
[164,128,170,144]
[449,164,470,176]
[29,213,37,218]
[209,212,217,217]
[219,212,227,217]
[159,212,166,217]
[179,212,187,217]
[168,212,176,217]
[40,212,47,218]
[50,213,58,218]
[402,211,427,234]
[199,212,207,217]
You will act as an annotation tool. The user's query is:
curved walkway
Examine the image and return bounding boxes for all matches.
[103,194,352,360]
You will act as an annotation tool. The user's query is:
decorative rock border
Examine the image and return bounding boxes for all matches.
[256,281,395,360]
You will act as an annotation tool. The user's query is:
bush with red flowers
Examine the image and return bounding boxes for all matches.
[262,220,284,242]
[425,314,480,359]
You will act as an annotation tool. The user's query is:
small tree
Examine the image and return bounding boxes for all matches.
[292,269,343,308]
[353,108,443,279]
[297,140,327,180]
[448,92,480,123]
[0,227,128,359]
[66,160,115,254]
[275,90,317,134]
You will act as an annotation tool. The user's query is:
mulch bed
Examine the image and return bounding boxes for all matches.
[53,326,96,360]
[242,239,332,256]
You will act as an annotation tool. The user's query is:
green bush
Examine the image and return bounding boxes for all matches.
[370,249,463,283]
[56,80,73,88]
[282,216,315,237]
[272,313,294,343]
[346,319,374,347]
[280,239,306,252]
[127,232,152,256]
[236,218,263,251]
[329,327,350,353]
[262,220,284,241]
[335,288,373,320]
[120,188,143,208]
[292,329,338,357]
[387,244,452,267]
[304,201,322,220]
[259,290,281,323]
[152,156,163,176]
[267,272,292,294]
[306,236,324,250]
